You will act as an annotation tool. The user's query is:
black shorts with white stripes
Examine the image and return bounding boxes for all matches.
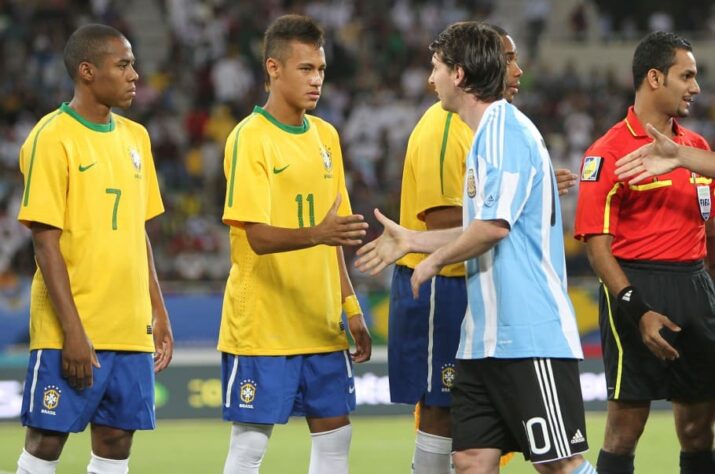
[451,357,588,463]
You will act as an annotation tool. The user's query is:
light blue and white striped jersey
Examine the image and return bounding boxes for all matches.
[458,100,583,360]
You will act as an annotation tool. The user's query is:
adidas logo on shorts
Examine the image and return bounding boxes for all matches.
[570,429,585,445]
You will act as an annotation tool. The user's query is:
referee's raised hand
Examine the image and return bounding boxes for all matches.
[639,310,681,361]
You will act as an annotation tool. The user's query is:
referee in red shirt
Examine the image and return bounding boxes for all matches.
[575,32,715,474]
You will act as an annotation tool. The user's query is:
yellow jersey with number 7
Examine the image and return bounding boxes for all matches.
[220,106,351,355]
[17,103,164,352]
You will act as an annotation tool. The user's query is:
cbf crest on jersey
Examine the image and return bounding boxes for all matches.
[320,146,333,178]
[467,168,477,198]
[441,363,456,392]
[581,156,603,182]
[129,147,142,171]
[239,379,256,409]
[41,385,61,415]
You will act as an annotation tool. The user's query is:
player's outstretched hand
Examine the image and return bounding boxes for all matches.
[355,209,413,275]
[410,253,442,298]
[348,314,372,363]
[555,168,578,195]
[639,311,681,361]
[615,124,681,183]
[62,328,100,390]
[314,194,368,246]
[153,315,174,373]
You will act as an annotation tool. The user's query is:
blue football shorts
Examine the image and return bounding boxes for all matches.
[221,350,355,424]
[21,349,155,433]
[388,265,466,407]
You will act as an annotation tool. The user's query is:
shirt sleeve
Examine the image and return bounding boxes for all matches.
[141,127,164,221]
[17,129,68,229]
[573,147,623,240]
[222,125,271,226]
[468,133,536,227]
[327,125,353,217]
[413,112,465,220]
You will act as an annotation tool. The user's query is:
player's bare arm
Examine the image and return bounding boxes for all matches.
[146,234,173,373]
[555,168,578,195]
[355,209,461,275]
[244,194,367,255]
[411,219,509,297]
[31,222,100,390]
[586,234,681,360]
[424,205,461,230]
[337,247,371,363]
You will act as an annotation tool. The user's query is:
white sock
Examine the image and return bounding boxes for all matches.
[223,422,274,474]
[308,424,352,474]
[87,452,129,474]
[411,430,452,474]
[17,449,59,474]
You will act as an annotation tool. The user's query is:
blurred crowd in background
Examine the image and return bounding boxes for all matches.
[3,0,715,293]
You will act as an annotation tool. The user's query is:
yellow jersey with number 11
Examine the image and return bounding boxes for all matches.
[220,106,351,356]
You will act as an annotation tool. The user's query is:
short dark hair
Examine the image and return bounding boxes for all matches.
[429,22,505,102]
[64,23,127,80]
[263,14,324,86]
[632,31,693,91]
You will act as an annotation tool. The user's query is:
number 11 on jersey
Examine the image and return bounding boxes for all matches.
[295,193,315,228]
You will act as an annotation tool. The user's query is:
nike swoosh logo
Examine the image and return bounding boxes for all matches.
[348,386,355,394]
[273,164,290,174]
[79,162,97,172]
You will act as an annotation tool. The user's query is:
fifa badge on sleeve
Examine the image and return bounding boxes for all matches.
[580,156,603,182]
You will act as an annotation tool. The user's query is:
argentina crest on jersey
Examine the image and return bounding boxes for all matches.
[467,167,477,198]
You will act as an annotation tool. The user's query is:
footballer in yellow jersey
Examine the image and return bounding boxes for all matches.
[19,103,163,352]
[219,15,371,474]
[397,101,473,277]
[15,24,172,474]
[219,106,352,355]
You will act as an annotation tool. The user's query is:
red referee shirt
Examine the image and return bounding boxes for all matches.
[574,106,712,262]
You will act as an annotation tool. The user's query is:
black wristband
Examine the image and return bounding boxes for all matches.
[616,286,651,323]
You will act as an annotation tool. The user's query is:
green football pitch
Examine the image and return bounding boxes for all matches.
[0,412,679,473]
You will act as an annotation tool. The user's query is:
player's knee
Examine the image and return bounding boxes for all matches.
[310,423,352,455]
[24,428,68,461]
[90,426,134,459]
[533,454,591,474]
[452,449,499,473]
[87,452,129,474]
[224,422,273,473]
[603,420,644,453]
[676,419,714,451]
[419,405,451,437]
[308,424,352,474]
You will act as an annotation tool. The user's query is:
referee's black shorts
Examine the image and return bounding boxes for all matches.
[600,259,715,402]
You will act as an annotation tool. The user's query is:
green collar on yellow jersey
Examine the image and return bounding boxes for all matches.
[60,103,116,132]
[253,106,309,134]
